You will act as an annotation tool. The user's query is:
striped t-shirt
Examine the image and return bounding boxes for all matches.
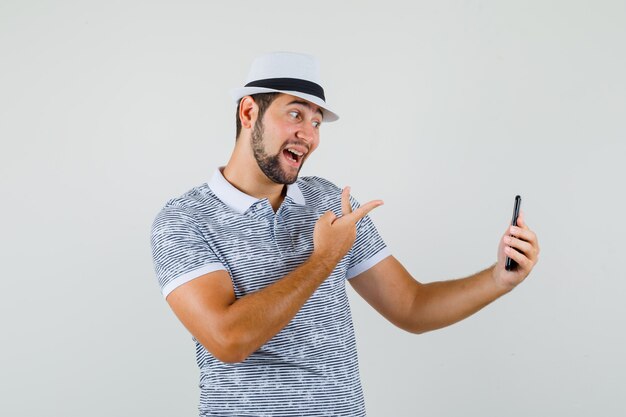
[151,168,389,416]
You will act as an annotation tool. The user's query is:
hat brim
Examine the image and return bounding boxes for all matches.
[230,87,339,122]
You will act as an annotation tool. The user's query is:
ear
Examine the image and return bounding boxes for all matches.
[238,96,258,130]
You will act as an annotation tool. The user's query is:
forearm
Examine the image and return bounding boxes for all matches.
[180,191,382,363]
[408,264,509,333]
[221,253,335,361]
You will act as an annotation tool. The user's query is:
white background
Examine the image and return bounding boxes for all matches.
[1,1,624,416]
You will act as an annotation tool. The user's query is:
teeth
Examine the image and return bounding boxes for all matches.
[287,148,304,156]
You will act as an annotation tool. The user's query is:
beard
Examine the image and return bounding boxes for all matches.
[251,118,302,185]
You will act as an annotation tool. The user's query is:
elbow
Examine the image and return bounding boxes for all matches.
[398,320,435,335]
[405,325,427,335]
[212,349,249,364]
[407,327,425,335]
[214,343,251,364]
[391,315,430,335]
[406,320,449,335]
[199,329,254,364]
[409,327,431,335]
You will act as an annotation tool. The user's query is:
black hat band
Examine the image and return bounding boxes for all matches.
[245,78,325,101]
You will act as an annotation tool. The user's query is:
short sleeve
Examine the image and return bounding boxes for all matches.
[345,196,390,279]
[151,204,227,298]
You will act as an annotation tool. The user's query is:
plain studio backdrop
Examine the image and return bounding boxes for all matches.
[1,1,624,416]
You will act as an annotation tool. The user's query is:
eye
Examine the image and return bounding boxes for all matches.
[289,110,300,120]
[312,120,321,128]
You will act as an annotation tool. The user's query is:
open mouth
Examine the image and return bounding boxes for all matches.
[282,147,304,167]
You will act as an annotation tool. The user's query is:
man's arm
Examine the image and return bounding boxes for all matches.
[166,187,383,363]
[349,211,540,334]
[166,256,333,363]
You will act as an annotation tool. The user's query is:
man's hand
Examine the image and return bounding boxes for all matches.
[166,186,384,363]
[312,186,384,268]
[493,210,540,291]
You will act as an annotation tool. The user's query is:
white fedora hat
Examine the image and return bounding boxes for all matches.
[230,52,339,122]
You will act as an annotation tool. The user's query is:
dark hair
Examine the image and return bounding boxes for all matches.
[235,93,279,140]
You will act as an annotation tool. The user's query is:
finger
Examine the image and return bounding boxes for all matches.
[509,224,537,244]
[508,228,539,262]
[504,235,534,257]
[341,186,352,216]
[504,246,531,270]
[347,199,384,223]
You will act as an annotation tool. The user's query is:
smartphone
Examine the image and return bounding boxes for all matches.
[505,195,522,271]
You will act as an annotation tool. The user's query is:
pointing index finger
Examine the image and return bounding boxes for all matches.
[347,199,384,223]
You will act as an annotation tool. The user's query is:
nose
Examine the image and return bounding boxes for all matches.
[296,121,318,145]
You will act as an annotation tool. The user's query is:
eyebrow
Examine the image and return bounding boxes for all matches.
[287,100,324,119]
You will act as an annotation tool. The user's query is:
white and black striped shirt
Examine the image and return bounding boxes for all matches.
[151,168,389,416]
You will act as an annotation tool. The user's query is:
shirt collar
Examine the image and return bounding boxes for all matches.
[208,167,305,214]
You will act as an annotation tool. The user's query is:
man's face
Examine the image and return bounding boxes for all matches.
[251,94,323,185]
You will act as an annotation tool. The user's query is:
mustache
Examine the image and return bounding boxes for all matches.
[280,140,310,152]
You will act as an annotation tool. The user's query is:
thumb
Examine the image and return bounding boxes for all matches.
[517,210,527,229]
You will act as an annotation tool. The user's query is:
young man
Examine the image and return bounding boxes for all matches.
[151,52,539,416]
